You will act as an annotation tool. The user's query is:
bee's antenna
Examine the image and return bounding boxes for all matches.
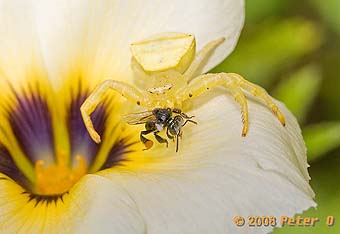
[180,112,195,119]
[182,119,197,127]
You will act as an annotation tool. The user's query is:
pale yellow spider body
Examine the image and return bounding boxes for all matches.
[81,32,285,146]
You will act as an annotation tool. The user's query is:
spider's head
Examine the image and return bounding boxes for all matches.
[141,70,186,102]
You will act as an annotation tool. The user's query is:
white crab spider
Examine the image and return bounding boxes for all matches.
[81,32,285,150]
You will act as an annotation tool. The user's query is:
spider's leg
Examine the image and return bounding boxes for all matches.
[140,129,154,150]
[185,38,225,81]
[80,80,149,143]
[228,85,249,136]
[227,73,286,126]
[178,72,284,136]
[179,73,249,135]
[154,131,169,147]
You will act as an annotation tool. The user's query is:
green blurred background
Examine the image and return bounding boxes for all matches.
[213,0,340,233]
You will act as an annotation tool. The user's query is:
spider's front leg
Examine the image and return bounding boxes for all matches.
[81,80,148,143]
[228,73,286,126]
[178,73,285,136]
[184,37,225,80]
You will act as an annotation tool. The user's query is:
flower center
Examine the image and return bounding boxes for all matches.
[34,155,87,195]
[0,86,135,199]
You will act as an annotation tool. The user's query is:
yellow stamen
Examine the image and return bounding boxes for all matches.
[35,155,87,195]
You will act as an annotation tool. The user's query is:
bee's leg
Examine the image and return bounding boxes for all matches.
[185,38,225,81]
[166,128,175,142]
[175,132,183,153]
[140,129,154,150]
[154,131,169,147]
[182,119,197,127]
[81,80,149,143]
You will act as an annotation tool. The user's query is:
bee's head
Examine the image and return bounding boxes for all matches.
[153,108,172,122]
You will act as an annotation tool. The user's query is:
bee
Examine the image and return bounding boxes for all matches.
[81,32,285,151]
[123,108,197,152]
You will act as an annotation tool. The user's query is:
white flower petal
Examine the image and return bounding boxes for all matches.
[73,175,145,234]
[29,0,244,88]
[99,90,315,234]
[0,174,144,234]
[0,1,46,88]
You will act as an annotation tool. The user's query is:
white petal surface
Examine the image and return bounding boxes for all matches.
[99,89,316,234]
[0,174,144,234]
[73,175,145,234]
[29,0,244,88]
[0,1,46,89]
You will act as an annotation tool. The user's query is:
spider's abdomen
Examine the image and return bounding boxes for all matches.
[130,32,196,73]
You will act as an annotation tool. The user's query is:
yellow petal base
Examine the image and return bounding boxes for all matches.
[35,155,87,195]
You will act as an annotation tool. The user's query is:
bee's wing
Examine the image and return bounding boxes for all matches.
[122,111,155,125]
